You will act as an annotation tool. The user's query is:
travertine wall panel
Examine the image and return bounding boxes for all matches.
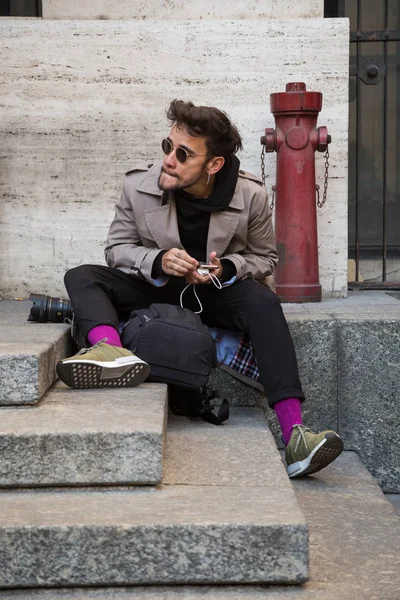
[42,0,323,20]
[0,18,348,298]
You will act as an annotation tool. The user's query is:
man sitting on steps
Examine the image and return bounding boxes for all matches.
[57,99,343,479]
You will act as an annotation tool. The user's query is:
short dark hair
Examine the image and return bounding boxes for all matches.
[166,99,243,158]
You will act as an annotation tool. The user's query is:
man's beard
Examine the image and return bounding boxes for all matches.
[157,165,206,192]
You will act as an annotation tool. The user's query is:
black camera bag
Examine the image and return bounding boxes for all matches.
[121,303,228,425]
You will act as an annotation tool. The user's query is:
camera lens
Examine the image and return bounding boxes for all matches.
[28,293,73,323]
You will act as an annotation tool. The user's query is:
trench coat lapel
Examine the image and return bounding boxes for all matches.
[139,165,183,250]
[207,211,240,258]
[206,185,244,258]
[145,197,241,258]
[144,195,183,250]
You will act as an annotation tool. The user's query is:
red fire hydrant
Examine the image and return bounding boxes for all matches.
[261,82,331,302]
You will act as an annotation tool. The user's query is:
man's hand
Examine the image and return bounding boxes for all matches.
[162,248,198,277]
[185,251,223,285]
[208,251,223,278]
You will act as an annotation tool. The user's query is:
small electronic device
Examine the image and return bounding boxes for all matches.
[197,264,219,276]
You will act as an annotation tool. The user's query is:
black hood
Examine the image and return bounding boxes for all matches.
[175,154,240,213]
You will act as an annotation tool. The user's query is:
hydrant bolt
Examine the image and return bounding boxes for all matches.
[262,128,276,152]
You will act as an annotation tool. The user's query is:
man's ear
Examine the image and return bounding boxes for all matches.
[207,156,225,176]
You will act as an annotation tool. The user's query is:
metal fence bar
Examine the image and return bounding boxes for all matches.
[350,30,400,41]
[324,0,345,18]
[0,1,11,15]
[338,0,345,17]
[382,0,389,280]
[355,0,361,282]
[1,0,40,16]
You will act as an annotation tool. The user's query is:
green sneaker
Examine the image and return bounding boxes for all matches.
[285,425,343,478]
[56,341,150,389]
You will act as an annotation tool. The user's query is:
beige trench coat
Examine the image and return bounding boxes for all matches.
[105,161,278,288]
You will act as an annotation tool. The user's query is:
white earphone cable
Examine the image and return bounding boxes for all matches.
[180,271,222,314]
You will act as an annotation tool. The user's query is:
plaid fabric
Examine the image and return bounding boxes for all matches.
[228,337,260,383]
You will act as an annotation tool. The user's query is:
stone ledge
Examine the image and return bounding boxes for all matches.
[0,408,308,587]
[42,0,324,20]
[0,300,72,405]
[0,453,398,597]
[337,317,400,493]
[0,489,308,587]
[0,382,167,487]
[211,294,400,493]
[164,408,296,488]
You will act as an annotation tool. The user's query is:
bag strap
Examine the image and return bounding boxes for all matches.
[150,303,201,326]
[200,387,229,425]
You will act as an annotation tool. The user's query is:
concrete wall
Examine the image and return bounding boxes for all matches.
[42,0,324,20]
[0,17,349,299]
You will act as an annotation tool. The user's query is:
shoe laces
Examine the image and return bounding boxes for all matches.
[75,338,108,356]
[292,425,313,453]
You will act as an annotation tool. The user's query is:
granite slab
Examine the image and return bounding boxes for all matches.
[0,300,72,405]
[385,494,400,515]
[337,317,400,492]
[163,409,291,487]
[0,408,308,587]
[0,382,167,486]
[0,453,398,598]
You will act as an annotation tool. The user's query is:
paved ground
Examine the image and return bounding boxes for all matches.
[2,290,400,317]
[386,494,400,515]
[282,289,400,315]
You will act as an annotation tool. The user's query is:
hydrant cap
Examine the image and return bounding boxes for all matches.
[270,82,323,114]
[286,82,307,92]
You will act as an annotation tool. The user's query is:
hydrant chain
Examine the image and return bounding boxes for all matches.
[260,145,275,210]
[260,146,266,184]
[317,147,330,208]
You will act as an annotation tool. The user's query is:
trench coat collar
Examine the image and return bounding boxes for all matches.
[135,161,164,197]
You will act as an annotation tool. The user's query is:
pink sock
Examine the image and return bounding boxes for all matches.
[87,325,122,348]
[274,397,303,446]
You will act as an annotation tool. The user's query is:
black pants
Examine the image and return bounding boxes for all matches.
[64,264,305,407]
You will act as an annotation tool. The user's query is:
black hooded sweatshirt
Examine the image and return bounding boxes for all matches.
[152,154,239,282]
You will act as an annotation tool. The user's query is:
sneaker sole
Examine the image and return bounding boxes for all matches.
[56,357,151,389]
[287,433,344,478]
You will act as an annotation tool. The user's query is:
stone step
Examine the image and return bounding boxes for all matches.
[0,452,398,598]
[0,300,72,405]
[0,381,167,487]
[386,493,400,515]
[0,408,308,587]
[3,295,400,495]
[211,291,400,495]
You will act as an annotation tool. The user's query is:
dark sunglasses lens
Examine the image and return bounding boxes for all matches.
[175,148,188,163]
[161,139,172,155]
[161,139,188,163]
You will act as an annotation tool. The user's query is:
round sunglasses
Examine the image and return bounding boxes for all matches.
[161,138,208,164]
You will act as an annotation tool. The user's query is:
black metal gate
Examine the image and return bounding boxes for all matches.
[327,0,400,289]
[0,0,40,16]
